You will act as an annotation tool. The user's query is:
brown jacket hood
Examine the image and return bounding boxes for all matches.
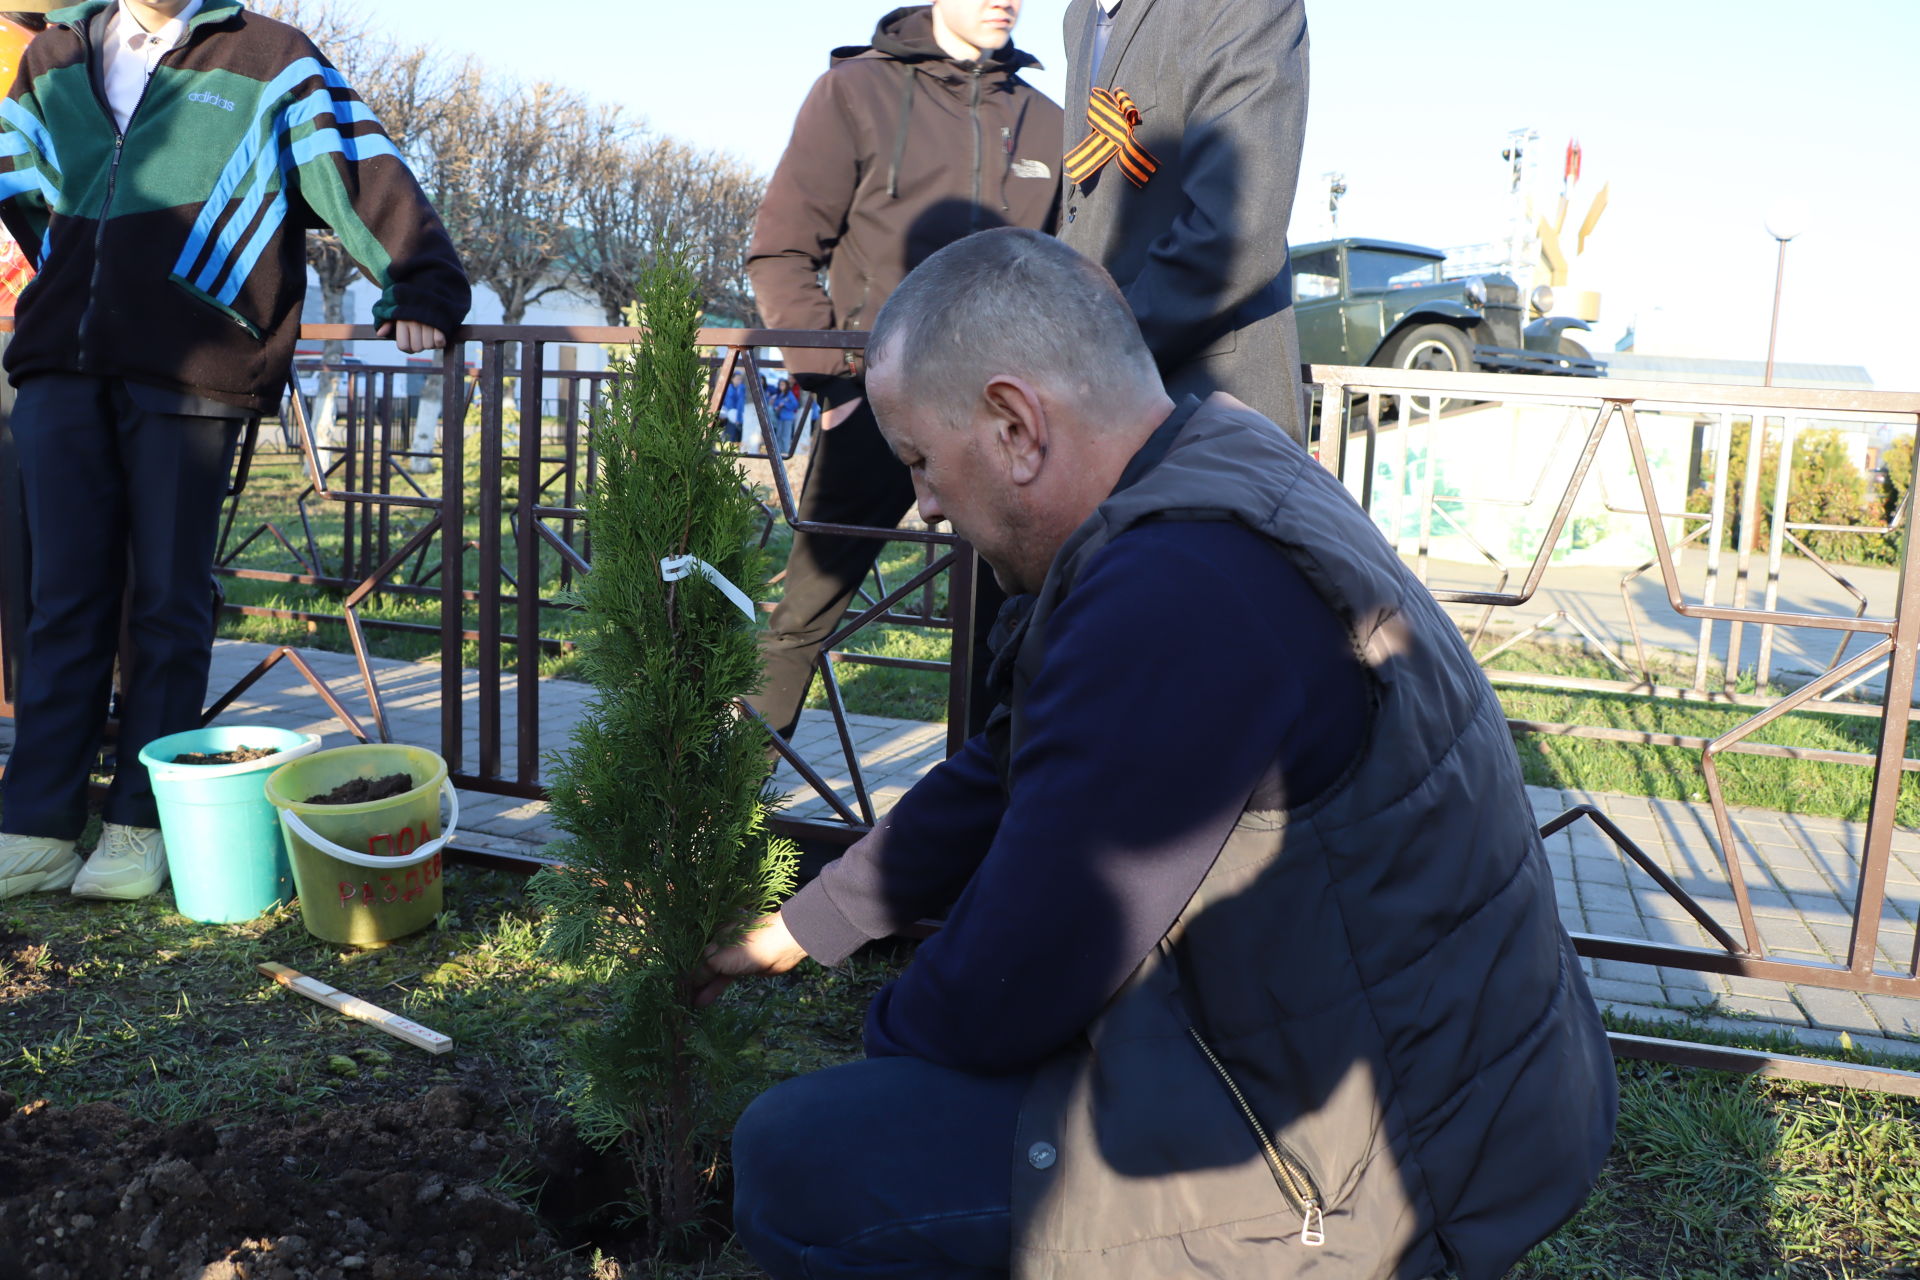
[746,4,1062,393]
[841,5,1040,71]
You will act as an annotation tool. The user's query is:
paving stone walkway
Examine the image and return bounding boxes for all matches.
[8,638,1917,1061]
[170,642,945,863]
[1532,787,1920,1059]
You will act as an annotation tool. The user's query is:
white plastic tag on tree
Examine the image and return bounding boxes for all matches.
[659,554,758,622]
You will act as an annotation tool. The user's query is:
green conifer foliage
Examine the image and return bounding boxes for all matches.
[531,258,795,1246]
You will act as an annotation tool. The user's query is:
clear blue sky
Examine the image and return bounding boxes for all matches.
[371,1,1920,392]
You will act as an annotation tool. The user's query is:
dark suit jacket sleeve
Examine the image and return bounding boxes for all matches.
[1124,0,1308,373]
[745,70,863,384]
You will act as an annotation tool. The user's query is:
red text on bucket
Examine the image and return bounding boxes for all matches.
[338,853,442,908]
[365,819,437,858]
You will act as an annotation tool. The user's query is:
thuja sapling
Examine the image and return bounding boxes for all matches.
[532,258,795,1247]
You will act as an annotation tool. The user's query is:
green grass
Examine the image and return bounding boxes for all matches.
[216,445,590,679]
[0,866,891,1145]
[1518,1012,1920,1278]
[8,868,1920,1276]
[215,442,965,705]
[0,865,894,1278]
[1483,636,1920,826]
[218,447,1920,830]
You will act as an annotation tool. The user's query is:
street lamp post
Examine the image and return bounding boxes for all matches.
[1762,205,1805,388]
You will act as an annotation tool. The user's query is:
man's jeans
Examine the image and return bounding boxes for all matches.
[732,1056,1030,1279]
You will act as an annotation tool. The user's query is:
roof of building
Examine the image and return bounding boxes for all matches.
[1604,351,1874,391]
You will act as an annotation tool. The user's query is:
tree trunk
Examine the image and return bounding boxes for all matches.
[312,281,349,470]
[408,368,446,474]
[498,288,530,436]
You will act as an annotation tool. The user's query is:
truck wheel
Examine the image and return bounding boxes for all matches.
[1559,336,1592,361]
[1375,323,1472,415]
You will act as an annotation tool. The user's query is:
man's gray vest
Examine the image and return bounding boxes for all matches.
[999,396,1616,1279]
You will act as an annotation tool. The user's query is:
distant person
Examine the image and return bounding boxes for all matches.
[744,0,1063,740]
[1060,0,1310,440]
[0,0,469,901]
[769,377,801,454]
[720,367,747,444]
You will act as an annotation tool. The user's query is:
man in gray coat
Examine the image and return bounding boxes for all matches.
[1059,0,1309,441]
[703,229,1615,1279]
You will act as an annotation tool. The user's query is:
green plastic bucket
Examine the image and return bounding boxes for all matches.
[263,744,459,946]
[139,726,323,923]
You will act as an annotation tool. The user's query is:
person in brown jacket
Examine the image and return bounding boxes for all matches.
[744,1,1062,740]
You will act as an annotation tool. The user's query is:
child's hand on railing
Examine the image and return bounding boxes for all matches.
[376,320,448,354]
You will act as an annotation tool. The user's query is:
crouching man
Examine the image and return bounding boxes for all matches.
[697,228,1615,1280]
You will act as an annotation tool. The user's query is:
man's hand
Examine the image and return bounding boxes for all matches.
[821,395,864,430]
[692,911,809,1008]
[376,319,448,354]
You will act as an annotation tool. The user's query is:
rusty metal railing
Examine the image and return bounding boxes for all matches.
[197,325,982,848]
[1313,364,1920,1095]
[7,319,1920,1093]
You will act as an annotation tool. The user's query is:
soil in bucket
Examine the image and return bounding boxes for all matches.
[173,745,280,765]
[306,772,414,806]
[266,744,454,947]
[140,726,321,924]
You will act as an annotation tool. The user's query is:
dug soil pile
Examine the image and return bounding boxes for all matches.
[306,774,414,806]
[0,1087,598,1279]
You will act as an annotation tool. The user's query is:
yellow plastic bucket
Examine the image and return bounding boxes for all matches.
[263,744,459,946]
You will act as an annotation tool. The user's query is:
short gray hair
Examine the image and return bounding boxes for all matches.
[867,228,1160,424]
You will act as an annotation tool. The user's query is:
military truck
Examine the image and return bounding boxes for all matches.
[1290,238,1603,379]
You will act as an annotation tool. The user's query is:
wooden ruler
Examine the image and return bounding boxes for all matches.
[257,961,453,1055]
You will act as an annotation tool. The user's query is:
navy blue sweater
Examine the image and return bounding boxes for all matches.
[781,518,1371,1074]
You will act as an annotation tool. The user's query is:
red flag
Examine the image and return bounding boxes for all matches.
[0,17,39,317]
[1564,139,1582,185]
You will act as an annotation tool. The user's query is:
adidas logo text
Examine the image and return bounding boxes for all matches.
[188,91,236,112]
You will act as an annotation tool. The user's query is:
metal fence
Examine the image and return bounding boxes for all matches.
[1313,366,1920,1093]
[5,322,1920,1094]
[197,325,981,837]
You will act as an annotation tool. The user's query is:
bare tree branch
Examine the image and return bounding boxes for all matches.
[568,129,765,325]
[432,77,600,328]
[261,2,766,338]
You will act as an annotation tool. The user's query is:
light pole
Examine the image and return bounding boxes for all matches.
[1762,203,1806,387]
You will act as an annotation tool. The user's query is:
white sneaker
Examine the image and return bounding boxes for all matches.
[70,823,169,901]
[0,833,81,899]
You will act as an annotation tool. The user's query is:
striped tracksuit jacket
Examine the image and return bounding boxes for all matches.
[0,0,469,412]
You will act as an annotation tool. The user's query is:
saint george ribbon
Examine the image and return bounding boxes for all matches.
[1063,87,1158,188]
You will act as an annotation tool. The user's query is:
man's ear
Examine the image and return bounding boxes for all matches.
[983,375,1048,486]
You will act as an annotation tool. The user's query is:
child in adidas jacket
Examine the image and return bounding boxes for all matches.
[0,0,469,901]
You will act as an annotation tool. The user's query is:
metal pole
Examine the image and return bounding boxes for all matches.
[1757,415,1799,686]
[1763,238,1788,388]
[1726,411,1768,689]
[1695,412,1731,690]
[516,340,544,785]
[439,341,466,774]
[1850,426,1920,976]
[946,545,977,757]
[477,341,504,782]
